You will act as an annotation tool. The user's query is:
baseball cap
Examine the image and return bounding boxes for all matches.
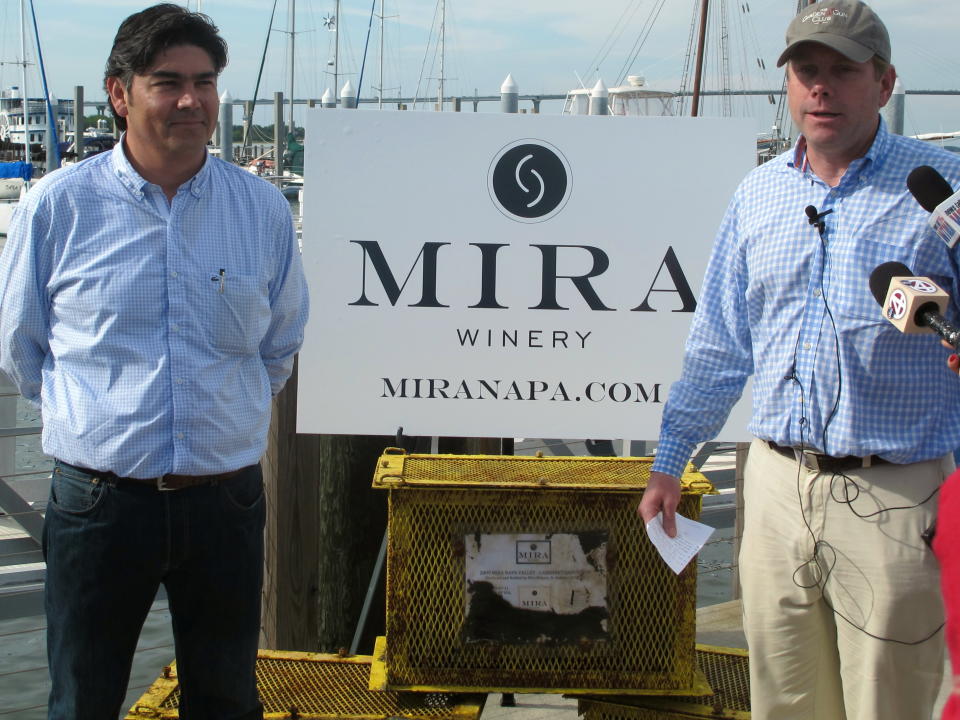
[776,0,890,67]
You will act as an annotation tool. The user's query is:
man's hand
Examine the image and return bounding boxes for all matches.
[942,339,959,374]
[638,471,682,538]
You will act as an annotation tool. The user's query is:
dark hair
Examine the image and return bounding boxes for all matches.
[104,3,228,131]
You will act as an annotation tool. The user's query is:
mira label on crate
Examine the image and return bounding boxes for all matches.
[462,532,608,644]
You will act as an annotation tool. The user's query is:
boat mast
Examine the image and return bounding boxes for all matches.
[438,0,445,111]
[18,0,29,162]
[690,0,708,117]
[378,0,384,109]
[242,0,280,158]
[334,0,341,105]
[287,0,295,133]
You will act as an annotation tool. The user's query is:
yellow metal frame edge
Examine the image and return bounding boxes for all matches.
[569,644,750,720]
[126,647,485,720]
[695,643,748,657]
[257,648,377,664]
[369,635,390,691]
[370,636,712,697]
[368,638,486,719]
[372,449,714,495]
[124,662,180,718]
[578,696,750,720]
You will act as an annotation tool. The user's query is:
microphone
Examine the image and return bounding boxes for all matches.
[869,261,960,348]
[907,165,960,248]
[805,205,833,235]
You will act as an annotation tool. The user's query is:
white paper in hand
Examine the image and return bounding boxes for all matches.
[645,511,715,574]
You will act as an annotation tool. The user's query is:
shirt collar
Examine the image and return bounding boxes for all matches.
[111,133,211,201]
[786,115,889,184]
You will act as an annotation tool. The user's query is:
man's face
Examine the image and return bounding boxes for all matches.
[106,44,219,163]
[786,43,894,163]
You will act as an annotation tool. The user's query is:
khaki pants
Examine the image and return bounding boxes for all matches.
[739,438,947,720]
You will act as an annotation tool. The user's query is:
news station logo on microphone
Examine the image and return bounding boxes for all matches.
[931,199,960,247]
[878,273,948,334]
[907,165,960,248]
[870,261,960,348]
[885,287,909,321]
[898,278,939,294]
[488,139,572,223]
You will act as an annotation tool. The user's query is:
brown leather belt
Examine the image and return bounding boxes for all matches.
[133,471,241,491]
[58,462,241,491]
[766,440,890,473]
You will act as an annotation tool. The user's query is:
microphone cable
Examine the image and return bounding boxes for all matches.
[790,379,943,646]
[783,205,943,646]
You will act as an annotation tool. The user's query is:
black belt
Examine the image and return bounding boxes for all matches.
[766,440,890,473]
[56,462,241,491]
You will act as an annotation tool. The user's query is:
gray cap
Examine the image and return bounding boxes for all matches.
[776,0,890,67]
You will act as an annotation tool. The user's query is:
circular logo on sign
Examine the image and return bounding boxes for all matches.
[899,278,937,294]
[886,288,908,320]
[488,139,571,223]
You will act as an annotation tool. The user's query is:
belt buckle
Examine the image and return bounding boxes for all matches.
[794,449,820,472]
[156,475,175,492]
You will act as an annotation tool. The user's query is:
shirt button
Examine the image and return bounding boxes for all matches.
[171,324,180,332]
[803,342,811,350]
[171,271,179,278]
[813,289,821,297]
[175,377,184,385]
[176,432,184,440]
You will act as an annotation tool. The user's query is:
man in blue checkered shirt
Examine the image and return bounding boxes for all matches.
[639,2,960,718]
[0,5,308,719]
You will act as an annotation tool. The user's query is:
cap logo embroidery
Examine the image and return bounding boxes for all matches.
[803,8,849,25]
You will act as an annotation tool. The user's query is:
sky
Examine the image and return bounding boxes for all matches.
[1,0,957,137]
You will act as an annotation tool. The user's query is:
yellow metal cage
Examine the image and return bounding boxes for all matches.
[574,644,751,719]
[370,449,714,695]
[124,650,486,719]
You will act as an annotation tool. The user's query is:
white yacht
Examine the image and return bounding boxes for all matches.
[0,85,74,153]
[563,75,677,117]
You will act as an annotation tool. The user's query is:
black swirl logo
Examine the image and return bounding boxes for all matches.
[488,140,571,222]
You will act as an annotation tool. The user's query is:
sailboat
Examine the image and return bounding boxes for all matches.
[561,0,792,165]
[239,0,310,193]
[0,0,62,236]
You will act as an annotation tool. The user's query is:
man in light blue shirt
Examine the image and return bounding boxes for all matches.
[639,2,960,719]
[0,5,308,718]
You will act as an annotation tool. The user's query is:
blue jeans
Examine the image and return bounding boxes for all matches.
[43,461,266,720]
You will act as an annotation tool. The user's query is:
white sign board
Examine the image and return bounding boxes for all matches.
[298,110,755,440]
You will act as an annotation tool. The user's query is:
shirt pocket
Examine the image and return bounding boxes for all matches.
[196,270,271,355]
[830,235,920,325]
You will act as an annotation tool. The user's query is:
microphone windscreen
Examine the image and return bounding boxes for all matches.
[869,261,913,305]
[907,165,955,212]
